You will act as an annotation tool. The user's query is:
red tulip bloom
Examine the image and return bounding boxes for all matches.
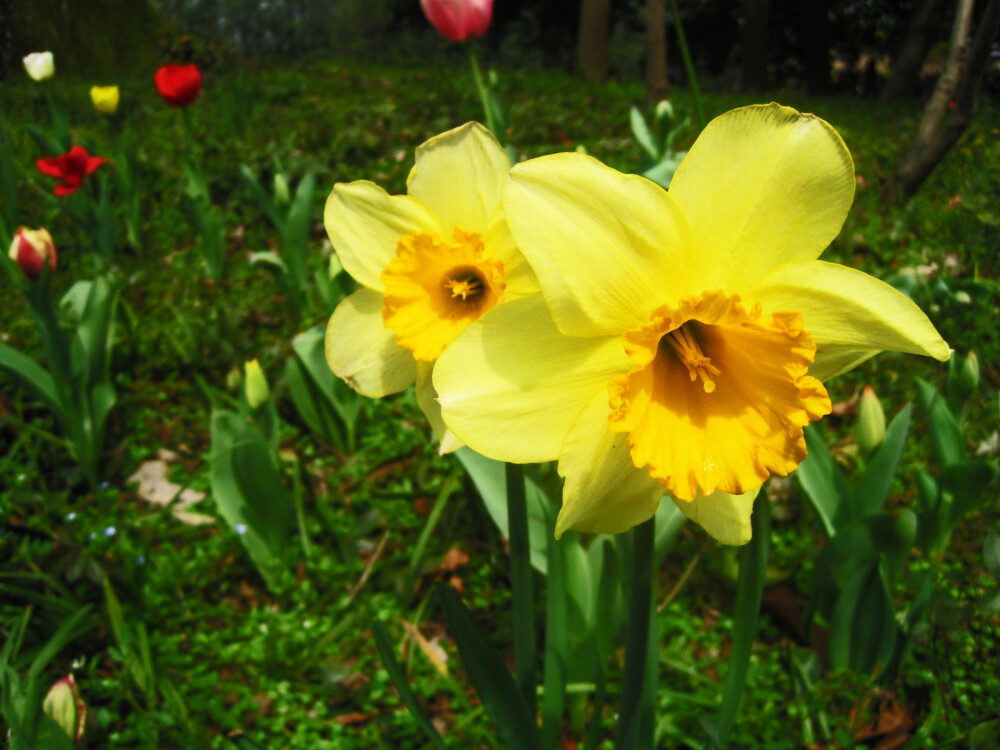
[36,146,107,197]
[153,63,202,107]
[421,0,493,42]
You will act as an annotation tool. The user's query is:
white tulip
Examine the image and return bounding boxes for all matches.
[23,51,55,81]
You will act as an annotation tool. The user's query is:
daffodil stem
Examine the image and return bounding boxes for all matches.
[505,461,536,715]
[616,515,656,750]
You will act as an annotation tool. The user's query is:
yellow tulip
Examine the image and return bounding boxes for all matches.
[90,85,120,115]
[435,104,949,545]
[323,122,538,452]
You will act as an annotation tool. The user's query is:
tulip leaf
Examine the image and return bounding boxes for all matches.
[629,107,659,161]
[436,583,543,750]
[0,341,64,418]
[209,411,293,590]
[916,378,965,467]
[853,403,912,518]
[829,562,896,674]
[371,621,450,750]
[239,164,283,230]
[454,448,550,573]
[798,425,854,535]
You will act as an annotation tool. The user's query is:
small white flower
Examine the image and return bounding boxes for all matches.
[23,52,55,81]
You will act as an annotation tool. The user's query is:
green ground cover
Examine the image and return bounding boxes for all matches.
[1,59,999,748]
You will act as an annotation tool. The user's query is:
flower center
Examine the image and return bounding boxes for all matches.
[662,323,720,393]
[381,229,505,362]
[608,290,831,502]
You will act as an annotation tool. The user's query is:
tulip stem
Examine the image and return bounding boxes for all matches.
[668,0,707,128]
[467,48,503,141]
[505,461,536,715]
[616,515,656,750]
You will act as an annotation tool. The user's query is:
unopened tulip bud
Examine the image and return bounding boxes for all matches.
[23,51,55,81]
[273,173,290,206]
[948,350,979,405]
[8,227,57,279]
[42,674,87,745]
[856,386,886,455]
[244,359,270,409]
[654,99,675,126]
[90,85,120,115]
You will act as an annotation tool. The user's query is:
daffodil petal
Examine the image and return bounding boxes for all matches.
[407,122,509,234]
[325,180,441,291]
[325,288,416,397]
[483,215,540,297]
[416,362,463,454]
[555,390,663,537]
[748,260,950,376]
[672,487,759,546]
[435,295,630,463]
[505,152,695,337]
[669,104,855,291]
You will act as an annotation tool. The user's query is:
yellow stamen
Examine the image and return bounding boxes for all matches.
[663,324,720,393]
[444,271,485,300]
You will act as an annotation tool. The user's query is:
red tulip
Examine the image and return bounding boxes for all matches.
[36,146,107,197]
[153,63,202,107]
[420,0,493,42]
[8,227,57,279]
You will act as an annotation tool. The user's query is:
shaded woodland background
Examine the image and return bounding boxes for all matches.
[4,0,999,103]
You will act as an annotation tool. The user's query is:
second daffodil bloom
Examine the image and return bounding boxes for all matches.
[324,122,538,452]
[435,104,949,545]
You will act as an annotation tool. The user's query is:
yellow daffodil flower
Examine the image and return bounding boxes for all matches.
[324,122,538,451]
[434,104,949,544]
[90,85,120,115]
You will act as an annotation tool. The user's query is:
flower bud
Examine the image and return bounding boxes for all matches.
[23,51,55,81]
[42,674,87,745]
[8,227,57,279]
[273,173,291,206]
[244,359,270,409]
[420,0,493,42]
[856,385,886,455]
[947,350,979,405]
[90,85,120,115]
[654,99,675,128]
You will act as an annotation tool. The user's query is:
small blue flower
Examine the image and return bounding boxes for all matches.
[104,526,116,537]
[235,523,248,535]
[99,481,111,490]
[66,512,77,522]
[136,554,145,565]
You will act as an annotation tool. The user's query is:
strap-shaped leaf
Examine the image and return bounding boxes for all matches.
[371,621,449,750]
[0,341,64,417]
[798,425,854,536]
[853,404,912,517]
[915,378,965,467]
[436,583,543,750]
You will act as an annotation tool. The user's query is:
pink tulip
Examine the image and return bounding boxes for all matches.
[420,0,493,42]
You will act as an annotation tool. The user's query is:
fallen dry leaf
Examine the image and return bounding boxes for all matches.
[127,459,214,526]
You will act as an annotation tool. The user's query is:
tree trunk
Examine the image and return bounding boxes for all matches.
[577,0,613,81]
[916,0,975,147]
[883,0,1000,205]
[740,0,770,92]
[645,0,668,104]
[882,0,949,99]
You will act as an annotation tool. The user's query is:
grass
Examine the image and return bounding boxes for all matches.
[1,57,999,748]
